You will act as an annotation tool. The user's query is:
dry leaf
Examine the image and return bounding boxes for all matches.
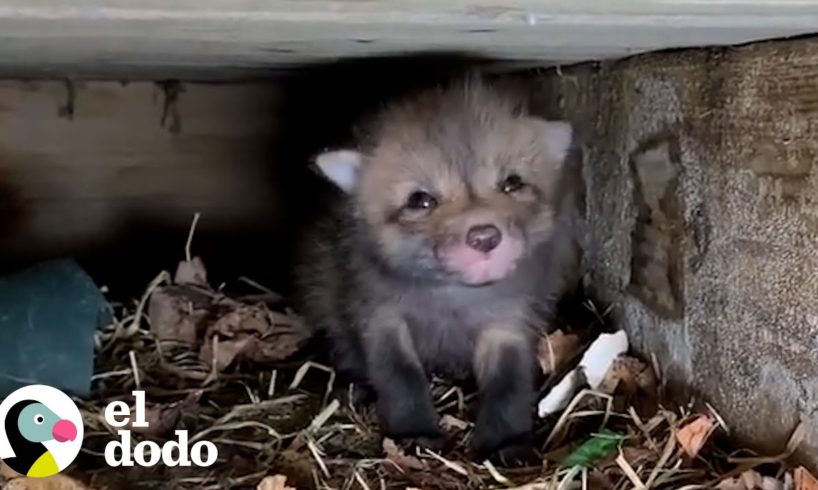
[676,414,717,458]
[598,355,658,395]
[796,467,818,490]
[212,308,271,337]
[148,285,212,343]
[200,304,309,371]
[3,474,92,490]
[174,257,209,286]
[537,330,584,375]
[203,336,254,371]
[257,475,295,490]
[382,438,427,471]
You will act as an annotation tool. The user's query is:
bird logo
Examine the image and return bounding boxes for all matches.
[0,385,84,478]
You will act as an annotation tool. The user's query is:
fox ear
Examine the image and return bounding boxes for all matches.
[313,150,364,193]
[537,120,574,165]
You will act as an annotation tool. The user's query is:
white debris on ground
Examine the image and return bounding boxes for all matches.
[537,329,630,417]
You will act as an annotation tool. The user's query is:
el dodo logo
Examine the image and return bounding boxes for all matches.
[1,386,216,476]
[0,385,83,478]
[104,391,217,468]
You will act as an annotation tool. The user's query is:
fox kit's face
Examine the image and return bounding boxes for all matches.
[316,82,573,286]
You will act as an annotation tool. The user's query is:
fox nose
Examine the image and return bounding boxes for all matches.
[466,224,502,253]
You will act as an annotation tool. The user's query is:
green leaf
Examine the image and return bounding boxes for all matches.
[561,430,625,468]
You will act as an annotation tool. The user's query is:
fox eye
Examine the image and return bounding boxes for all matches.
[405,191,438,211]
[500,174,525,194]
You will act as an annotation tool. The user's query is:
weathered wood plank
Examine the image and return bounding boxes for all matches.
[0,0,815,79]
[0,81,282,292]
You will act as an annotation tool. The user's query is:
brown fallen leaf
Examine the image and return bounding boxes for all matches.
[676,414,717,458]
[257,475,295,490]
[203,335,254,372]
[537,329,584,376]
[382,438,428,472]
[200,303,309,371]
[598,355,657,396]
[212,307,271,337]
[174,257,209,286]
[796,467,818,490]
[3,474,92,490]
[148,285,212,343]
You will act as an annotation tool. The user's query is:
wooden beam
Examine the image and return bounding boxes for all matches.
[0,0,815,79]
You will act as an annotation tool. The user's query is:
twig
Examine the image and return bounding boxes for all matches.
[309,399,341,433]
[185,212,201,263]
[616,452,646,489]
[645,416,678,488]
[128,350,141,389]
[308,437,330,479]
[422,449,469,476]
[544,389,613,449]
[119,271,171,341]
[268,369,278,398]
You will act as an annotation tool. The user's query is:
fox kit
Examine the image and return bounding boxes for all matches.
[295,77,582,465]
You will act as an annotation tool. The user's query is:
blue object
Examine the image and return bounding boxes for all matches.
[0,259,110,398]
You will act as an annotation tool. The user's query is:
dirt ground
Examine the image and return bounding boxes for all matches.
[0,254,810,490]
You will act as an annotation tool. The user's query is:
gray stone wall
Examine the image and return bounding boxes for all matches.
[534,38,818,467]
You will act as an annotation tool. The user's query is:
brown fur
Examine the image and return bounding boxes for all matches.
[294,77,583,465]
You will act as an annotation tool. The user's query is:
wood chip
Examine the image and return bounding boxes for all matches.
[598,355,658,396]
[537,329,584,375]
[676,414,717,458]
[257,475,295,490]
